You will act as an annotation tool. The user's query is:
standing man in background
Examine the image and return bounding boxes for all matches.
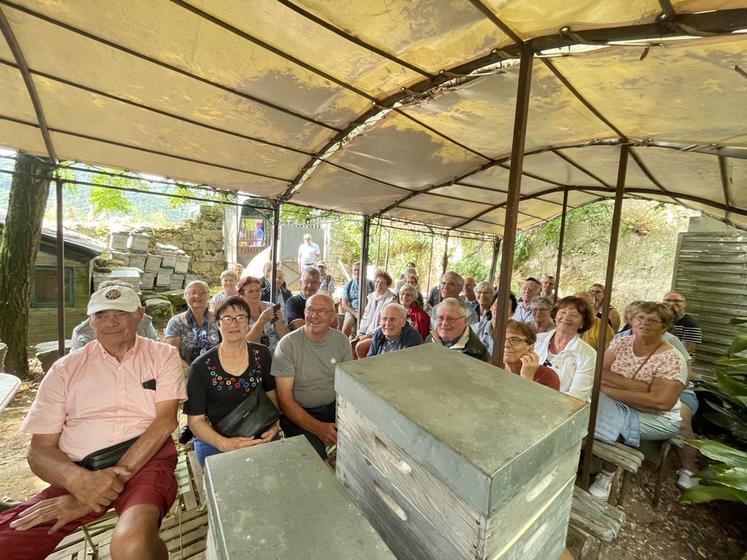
[297,233,321,274]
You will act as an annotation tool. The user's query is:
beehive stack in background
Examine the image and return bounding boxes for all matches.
[335,344,590,560]
[100,229,191,292]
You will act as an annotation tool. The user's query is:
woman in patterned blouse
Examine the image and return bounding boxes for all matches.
[183,296,280,466]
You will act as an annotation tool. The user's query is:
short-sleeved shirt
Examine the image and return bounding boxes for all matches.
[21,337,186,461]
[298,242,320,266]
[284,293,308,325]
[511,303,533,324]
[183,343,274,427]
[319,274,335,294]
[674,314,703,346]
[341,279,374,311]
[164,311,221,363]
[608,336,685,424]
[271,328,353,408]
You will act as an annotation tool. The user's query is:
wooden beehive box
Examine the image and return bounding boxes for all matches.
[144,253,163,273]
[204,436,395,560]
[174,253,190,274]
[335,344,589,560]
[128,253,147,271]
[127,232,151,252]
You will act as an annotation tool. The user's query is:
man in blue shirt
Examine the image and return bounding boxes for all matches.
[340,262,374,338]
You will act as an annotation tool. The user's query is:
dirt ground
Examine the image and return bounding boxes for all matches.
[1,369,745,560]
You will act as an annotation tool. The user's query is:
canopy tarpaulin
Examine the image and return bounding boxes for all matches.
[0,0,745,233]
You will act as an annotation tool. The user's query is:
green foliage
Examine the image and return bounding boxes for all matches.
[697,321,747,443]
[680,439,747,505]
[511,199,695,307]
[681,324,747,507]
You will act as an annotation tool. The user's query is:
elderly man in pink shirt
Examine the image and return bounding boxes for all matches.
[0,285,186,560]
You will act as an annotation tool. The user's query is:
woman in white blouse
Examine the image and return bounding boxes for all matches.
[534,296,597,401]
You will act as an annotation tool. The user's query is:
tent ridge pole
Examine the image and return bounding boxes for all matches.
[552,149,613,188]
[0,6,66,353]
[276,0,434,78]
[541,58,626,138]
[0,7,57,161]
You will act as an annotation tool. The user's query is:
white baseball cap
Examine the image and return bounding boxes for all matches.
[87,285,141,314]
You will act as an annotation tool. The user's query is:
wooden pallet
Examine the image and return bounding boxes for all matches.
[47,444,208,560]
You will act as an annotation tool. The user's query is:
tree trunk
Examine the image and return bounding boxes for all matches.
[0,153,52,378]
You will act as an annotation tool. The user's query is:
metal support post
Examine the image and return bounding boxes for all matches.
[553,189,569,299]
[358,216,371,314]
[581,145,629,489]
[270,201,281,303]
[55,176,65,356]
[491,45,533,367]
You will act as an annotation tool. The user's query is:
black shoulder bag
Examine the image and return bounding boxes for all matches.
[214,349,279,438]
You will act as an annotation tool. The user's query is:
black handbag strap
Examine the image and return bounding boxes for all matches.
[213,344,265,434]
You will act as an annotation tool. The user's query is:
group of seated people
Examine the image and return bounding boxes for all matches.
[0,259,703,558]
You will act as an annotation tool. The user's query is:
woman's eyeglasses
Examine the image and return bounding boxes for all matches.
[505,336,527,347]
[218,315,249,324]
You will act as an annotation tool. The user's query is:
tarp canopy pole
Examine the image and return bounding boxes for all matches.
[491,45,533,367]
[581,144,629,489]
[554,189,569,299]
[270,201,281,304]
[358,216,371,315]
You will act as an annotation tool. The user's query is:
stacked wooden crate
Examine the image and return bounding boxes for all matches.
[335,344,589,560]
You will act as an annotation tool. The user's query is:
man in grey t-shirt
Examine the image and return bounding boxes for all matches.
[272,293,352,459]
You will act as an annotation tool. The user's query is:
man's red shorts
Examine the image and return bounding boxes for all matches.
[0,438,178,560]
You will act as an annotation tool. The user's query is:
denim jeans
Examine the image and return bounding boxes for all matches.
[194,438,221,468]
[280,402,335,459]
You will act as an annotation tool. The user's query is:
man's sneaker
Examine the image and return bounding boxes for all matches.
[676,469,698,490]
[588,470,615,500]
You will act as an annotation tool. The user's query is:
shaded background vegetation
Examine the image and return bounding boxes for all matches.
[1,156,697,309]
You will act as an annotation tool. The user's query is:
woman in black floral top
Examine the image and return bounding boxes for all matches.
[184,296,279,466]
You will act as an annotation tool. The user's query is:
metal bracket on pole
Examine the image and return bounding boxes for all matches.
[581,145,629,490]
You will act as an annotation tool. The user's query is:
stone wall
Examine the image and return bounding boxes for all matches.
[151,205,226,283]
